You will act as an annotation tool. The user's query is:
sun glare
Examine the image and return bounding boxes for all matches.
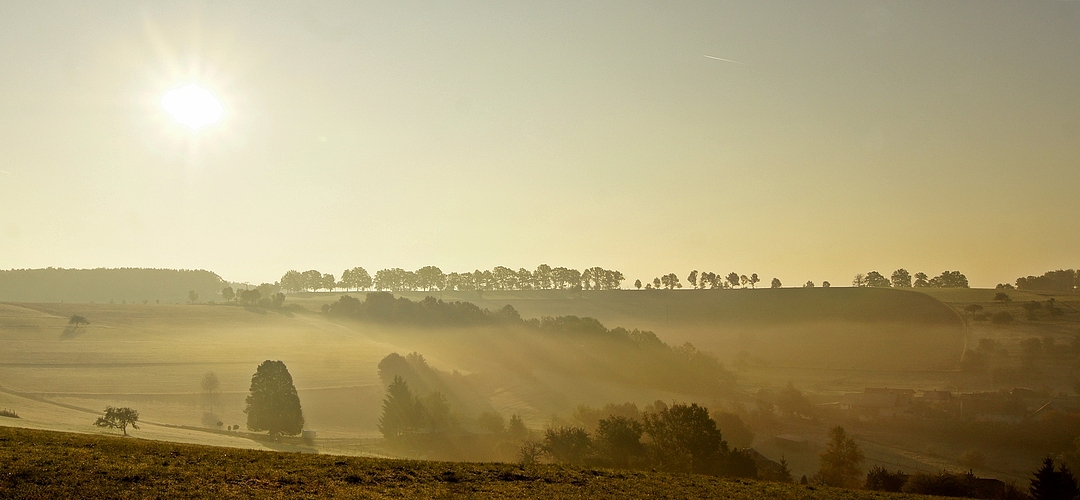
[160,84,224,130]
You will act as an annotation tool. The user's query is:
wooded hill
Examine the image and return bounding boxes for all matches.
[0,268,225,303]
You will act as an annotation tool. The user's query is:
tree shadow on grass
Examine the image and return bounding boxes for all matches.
[60,326,85,339]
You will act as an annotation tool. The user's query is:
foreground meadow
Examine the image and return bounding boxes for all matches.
[0,426,939,500]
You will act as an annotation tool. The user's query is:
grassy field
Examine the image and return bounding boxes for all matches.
[0,425,941,499]
[2,287,1072,483]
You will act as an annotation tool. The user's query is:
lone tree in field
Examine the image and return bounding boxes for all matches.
[201,372,220,413]
[818,426,864,488]
[771,278,782,288]
[68,314,89,329]
[94,406,139,436]
[188,290,199,304]
[244,360,304,438]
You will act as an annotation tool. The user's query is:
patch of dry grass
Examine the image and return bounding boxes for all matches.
[0,426,942,499]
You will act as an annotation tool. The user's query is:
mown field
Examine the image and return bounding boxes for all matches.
[0,426,941,500]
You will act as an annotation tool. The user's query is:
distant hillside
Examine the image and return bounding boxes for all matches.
[0,426,930,499]
[294,288,967,371]
[0,268,226,303]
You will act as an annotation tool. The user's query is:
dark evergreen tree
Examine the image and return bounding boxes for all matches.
[1031,457,1080,500]
[379,376,422,439]
[244,360,304,438]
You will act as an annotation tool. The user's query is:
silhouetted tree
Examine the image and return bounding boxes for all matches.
[890,269,912,288]
[818,426,864,488]
[245,360,304,438]
[301,270,322,292]
[660,273,682,290]
[995,292,1013,305]
[804,281,815,288]
[634,279,642,290]
[928,270,969,288]
[866,466,908,492]
[188,290,199,304]
[543,426,592,465]
[1030,457,1079,500]
[726,272,741,289]
[771,278,782,288]
[341,267,373,291]
[913,272,930,287]
[864,271,890,287]
[279,270,304,293]
[687,270,698,288]
[221,286,235,302]
[201,372,220,413]
[643,402,725,475]
[1017,270,1078,293]
[852,274,867,287]
[379,376,422,439]
[533,264,553,290]
[507,414,528,441]
[595,416,645,468]
[749,274,760,289]
[68,314,89,328]
[415,266,446,291]
[94,406,139,436]
[822,281,831,288]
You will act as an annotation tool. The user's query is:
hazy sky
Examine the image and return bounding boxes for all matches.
[1,1,1077,287]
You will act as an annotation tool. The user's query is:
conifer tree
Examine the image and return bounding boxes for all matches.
[244,360,304,438]
[379,376,422,439]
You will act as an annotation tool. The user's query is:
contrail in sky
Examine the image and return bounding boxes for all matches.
[704,54,745,65]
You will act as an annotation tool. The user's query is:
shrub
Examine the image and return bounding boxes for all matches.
[865,466,908,492]
[992,311,1014,325]
[542,426,592,465]
[902,472,969,497]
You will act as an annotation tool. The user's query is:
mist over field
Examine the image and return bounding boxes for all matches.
[2,1,1080,498]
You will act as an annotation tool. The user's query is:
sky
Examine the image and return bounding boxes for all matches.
[0,1,1077,287]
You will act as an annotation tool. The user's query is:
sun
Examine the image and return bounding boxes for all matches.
[160,84,224,130]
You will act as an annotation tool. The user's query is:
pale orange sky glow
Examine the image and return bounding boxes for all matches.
[0,1,1077,287]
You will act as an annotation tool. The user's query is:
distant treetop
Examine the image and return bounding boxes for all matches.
[1015,269,1077,293]
[280,265,624,293]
